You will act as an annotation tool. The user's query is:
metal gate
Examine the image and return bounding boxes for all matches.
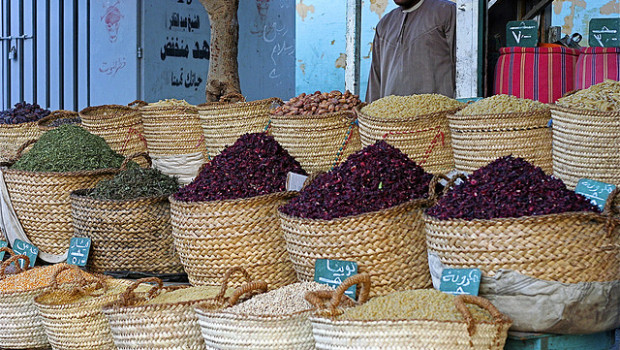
[1,0,90,111]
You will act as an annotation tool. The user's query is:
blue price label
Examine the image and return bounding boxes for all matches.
[67,237,91,267]
[314,259,358,300]
[12,239,38,268]
[0,240,8,260]
[440,268,482,296]
[575,178,616,212]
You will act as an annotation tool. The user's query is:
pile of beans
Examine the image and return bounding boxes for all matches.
[427,156,598,220]
[456,95,548,115]
[0,102,50,124]
[0,264,89,293]
[556,80,620,112]
[174,133,306,202]
[272,90,362,116]
[279,140,433,220]
[361,94,463,119]
[339,289,492,322]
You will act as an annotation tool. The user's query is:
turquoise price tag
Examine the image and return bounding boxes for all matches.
[589,18,620,48]
[314,259,358,300]
[67,237,91,267]
[575,178,616,212]
[506,20,538,47]
[440,268,481,296]
[12,239,38,268]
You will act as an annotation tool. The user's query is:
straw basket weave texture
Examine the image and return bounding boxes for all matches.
[0,121,40,162]
[0,260,87,349]
[70,154,183,274]
[139,103,206,158]
[424,196,620,283]
[170,192,298,289]
[269,111,362,173]
[34,268,133,350]
[448,109,553,173]
[102,269,268,350]
[37,110,81,132]
[306,274,512,350]
[3,159,117,256]
[79,105,148,167]
[197,96,282,160]
[356,106,458,174]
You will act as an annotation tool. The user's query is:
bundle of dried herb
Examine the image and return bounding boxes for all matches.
[88,167,179,200]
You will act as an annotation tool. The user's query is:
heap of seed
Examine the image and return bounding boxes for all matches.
[145,285,230,305]
[456,95,549,115]
[556,80,620,112]
[0,264,90,293]
[361,94,463,119]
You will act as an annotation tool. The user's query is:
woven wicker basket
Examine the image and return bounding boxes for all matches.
[4,155,118,256]
[79,105,148,167]
[0,260,86,349]
[448,109,553,173]
[34,269,134,350]
[197,95,282,160]
[0,120,41,163]
[102,268,268,350]
[279,175,449,297]
[170,192,298,289]
[269,111,362,173]
[306,274,512,350]
[37,110,81,132]
[356,106,458,174]
[139,103,206,158]
[424,194,620,283]
[70,154,183,274]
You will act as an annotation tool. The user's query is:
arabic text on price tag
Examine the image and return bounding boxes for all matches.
[314,259,358,299]
[67,237,92,267]
[439,268,482,296]
[12,239,38,268]
[575,178,616,212]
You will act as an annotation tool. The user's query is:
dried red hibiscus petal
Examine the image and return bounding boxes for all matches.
[174,133,306,202]
[279,140,433,220]
[426,155,599,220]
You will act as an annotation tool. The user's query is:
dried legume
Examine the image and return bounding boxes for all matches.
[146,285,229,305]
[361,94,463,119]
[556,80,620,112]
[456,95,548,115]
[273,90,362,116]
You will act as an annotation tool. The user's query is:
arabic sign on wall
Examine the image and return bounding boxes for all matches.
[552,0,620,47]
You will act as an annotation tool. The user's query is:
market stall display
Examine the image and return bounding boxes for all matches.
[270,90,362,173]
[0,102,49,162]
[306,273,511,349]
[171,133,303,288]
[70,153,183,274]
[448,95,553,173]
[357,94,463,174]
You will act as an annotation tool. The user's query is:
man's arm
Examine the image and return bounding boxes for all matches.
[365,32,382,103]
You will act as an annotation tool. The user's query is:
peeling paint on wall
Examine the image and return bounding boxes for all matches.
[296,0,315,21]
[600,0,620,15]
[300,63,306,74]
[335,53,346,69]
[369,0,389,18]
[552,0,619,46]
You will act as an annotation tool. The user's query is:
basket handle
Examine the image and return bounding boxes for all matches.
[227,281,269,306]
[304,289,336,310]
[120,277,164,304]
[0,254,30,279]
[214,266,253,301]
[49,265,103,294]
[602,188,620,238]
[454,294,510,337]
[0,246,15,257]
[219,92,246,103]
[128,100,148,108]
[120,152,152,170]
[329,273,371,310]
[427,174,451,202]
[13,139,38,160]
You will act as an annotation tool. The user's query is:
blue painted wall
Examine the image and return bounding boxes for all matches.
[552,0,620,47]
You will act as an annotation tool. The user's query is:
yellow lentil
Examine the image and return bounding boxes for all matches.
[145,285,229,305]
[456,95,548,115]
[556,80,620,112]
[339,289,493,322]
[361,94,463,119]
[0,264,90,293]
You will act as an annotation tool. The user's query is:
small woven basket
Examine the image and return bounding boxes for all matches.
[37,110,81,132]
[102,268,268,350]
[197,94,282,160]
[3,141,118,256]
[70,153,183,274]
[448,108,553,173]
[0,120,41,163]
[139,103,206,158]
[170,191,298,289]
[356,106,458,174]
[306,274,512,350]
[79,105,148,167]
[34,267,133,350]
[0,259,87,349]
[269,110,362,173]
[424,193,620,283]
[279,175,449,297]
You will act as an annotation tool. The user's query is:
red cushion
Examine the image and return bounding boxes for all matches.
[575,47,620,90]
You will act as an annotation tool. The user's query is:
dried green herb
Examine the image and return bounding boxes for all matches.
[89,167,180,200]
[11,125,125,172]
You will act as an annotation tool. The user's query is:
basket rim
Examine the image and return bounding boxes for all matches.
[70,188,171,204]
[270,109,357,122]
[307,313,512,328]
[421,210,604,225]
[198,97,282,112]
[448,108,551,121]
[169,190,298,206]
[356,104,463,123]
[34,279,132,310]
[139,104,198,113]
[101,285,227,313]
[79,105,138,120]
[3,166,119,177]
[0,120,39,129]
[277,197,432,223]
[551,104,620,117]
[195,304,315,321]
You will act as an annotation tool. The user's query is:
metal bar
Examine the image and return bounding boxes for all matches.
[19,0,24,103]
[59,0,64,109]
[86,0,90,106]
[32,0,37,105]
[6,0,11,106]
[73,0,77,110]
[345,0,361,95]
[46,0,50,108]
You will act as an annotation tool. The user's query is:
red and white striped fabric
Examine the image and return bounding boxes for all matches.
[494,47,581,103]
[574,47,620,90]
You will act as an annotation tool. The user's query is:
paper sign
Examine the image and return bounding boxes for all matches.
[0,240,7,260]
[314,259,358,299]
[575,178,616,212]
[286,172,309,192]
[440,268,481,296]
[12,239,38,268]
[589,18,620,48]
[67,237,92,267]
[506,20,539,47]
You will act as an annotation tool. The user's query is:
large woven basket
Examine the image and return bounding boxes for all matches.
[79,105,148,167]
[37,110,81,132]
[102,269,268,350]
[356,106,458,174]
[3,159,117,256]
[170,192,298,289]
[424,196,620,283]
[70,153,183,274]
[0,121,40,162]
[139,103,206,158]
[307,274,512,350]
[34,268,133,350]
[448,109,553,173]
[0,260,86,349]
[269,111,362,173]
[278,176,450,297]
[197,95,282,160]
